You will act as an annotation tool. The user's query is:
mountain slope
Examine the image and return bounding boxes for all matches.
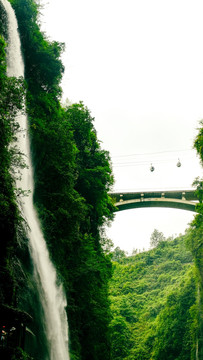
[110,237,198,359]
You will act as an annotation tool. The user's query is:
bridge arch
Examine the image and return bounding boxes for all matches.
[110,190,197,213]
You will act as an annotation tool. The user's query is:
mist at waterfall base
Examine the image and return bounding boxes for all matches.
[2,0,69,358]
[40,0,202,253]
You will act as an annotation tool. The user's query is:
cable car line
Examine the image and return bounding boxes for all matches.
[111,148,193,159]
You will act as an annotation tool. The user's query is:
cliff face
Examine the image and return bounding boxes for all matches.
[1,1,115,359]
[0,4,40,359]
[0,3,25,310]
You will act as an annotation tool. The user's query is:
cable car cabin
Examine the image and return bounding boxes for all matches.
[150,164,155,172]
[0,305,33,359]
[176,159,181,167]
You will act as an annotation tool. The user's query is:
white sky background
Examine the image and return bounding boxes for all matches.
[39,0,203,253]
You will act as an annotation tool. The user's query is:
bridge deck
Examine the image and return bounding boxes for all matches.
[110,190,198,212]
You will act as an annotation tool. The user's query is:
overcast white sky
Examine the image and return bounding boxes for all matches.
[40,0,202,253]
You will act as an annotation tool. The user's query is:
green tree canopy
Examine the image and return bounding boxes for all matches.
[150,228,165,248]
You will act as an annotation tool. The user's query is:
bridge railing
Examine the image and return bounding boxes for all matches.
[109,190,198,212]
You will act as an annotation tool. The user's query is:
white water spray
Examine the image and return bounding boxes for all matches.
[1,1,69,359]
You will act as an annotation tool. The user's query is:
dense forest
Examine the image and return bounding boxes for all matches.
[110,234,198,359]
[0,0,202,359]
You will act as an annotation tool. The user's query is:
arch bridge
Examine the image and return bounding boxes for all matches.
[110,190,198,212]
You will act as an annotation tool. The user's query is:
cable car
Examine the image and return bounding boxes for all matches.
[150,164,155,172]
[176,159,181,167]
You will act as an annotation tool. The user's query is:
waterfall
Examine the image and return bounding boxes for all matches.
[1,1,69,359]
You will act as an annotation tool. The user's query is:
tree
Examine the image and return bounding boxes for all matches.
[110,316,132,360]
[65,102,115,232]
[64,102,115,360]
[150,229,165,248]
[192,177,203,204]
[194,119,203,167]
[152,271,198,360]
[186,119,203,359]
[112,247,127,261]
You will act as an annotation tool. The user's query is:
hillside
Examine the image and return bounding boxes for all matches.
[110,236,198,359]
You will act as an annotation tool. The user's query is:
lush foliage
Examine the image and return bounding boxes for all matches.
[194,120,203,167]
[110,237,198,360]
[185,123,203,358]
[1,0,202,359]
[0,7,39,359]
[6,1,115,359]
[150,228,166,248]
[0,7,26,307]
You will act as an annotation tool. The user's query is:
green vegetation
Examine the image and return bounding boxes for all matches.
[0,7,36,359]
[109,162,203,360]
[186,124,203,358]
[0,0,202,359]
[1,1,115,359]
[0,11,26,308]
[110,237,198,359]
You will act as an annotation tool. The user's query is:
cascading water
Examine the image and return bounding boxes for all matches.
[1,1,69,359]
